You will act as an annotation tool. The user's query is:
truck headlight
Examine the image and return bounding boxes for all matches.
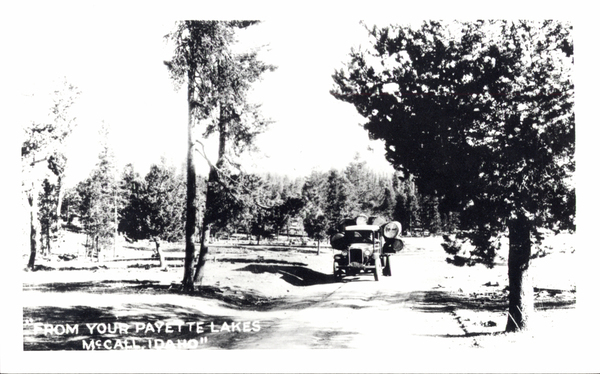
[383,221,402,239]
[364,249,371,257]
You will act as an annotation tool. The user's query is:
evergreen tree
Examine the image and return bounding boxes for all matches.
[38,178,58,256]
[142,161,186,269]
[324,169,352,234]
[332,20,574,331]
[118,164,146,242]
[21,80,80,269]
[303,207,328,255]
[78,124,118,260]
[165,21,275,291]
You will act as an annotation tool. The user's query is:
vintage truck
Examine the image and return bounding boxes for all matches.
[330,216,404,281]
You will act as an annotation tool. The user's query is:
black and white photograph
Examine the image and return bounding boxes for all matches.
[2,1,597,373]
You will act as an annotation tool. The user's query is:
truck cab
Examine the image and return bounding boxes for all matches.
[331,218,403,281]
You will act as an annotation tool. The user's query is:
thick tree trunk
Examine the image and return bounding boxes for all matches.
[505,214,535,332]
[182,76,198,293]
[27,192,40,270]
[194,165,218,286]
[193,220,210,285]
[193,103,227,287]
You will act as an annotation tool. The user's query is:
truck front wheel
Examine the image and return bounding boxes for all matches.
[333,262,342,282]
[374,257,382,281]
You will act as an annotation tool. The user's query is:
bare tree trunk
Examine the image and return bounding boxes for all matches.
[256,211,262,245]
[27,191,40,270]
[153,238,167,270]
[182,72,198,293]
[193,103,226,287]
[505,213,534,332]
[113,186,117,258]
[95,236,99,262]
[317,239,320,256]
[53,174,63,253]
[55,176,64,222]
[193,220,210,285]
[45,224,51,256]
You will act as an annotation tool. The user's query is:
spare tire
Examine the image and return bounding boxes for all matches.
[330,233,346,250]
[383,238,404,253]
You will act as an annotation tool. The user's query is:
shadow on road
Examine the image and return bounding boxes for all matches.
[413,290,508,313]
[24,280,163,293]
[218,258,307,266]
[408,290,575,313]
[235,264,334,286]
[29,264,110,272]
[23,303,253,351]
[228,245,322,255]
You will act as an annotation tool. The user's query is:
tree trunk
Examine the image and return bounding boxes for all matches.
[194,103,228,286]
[193,220,210,285]
[153,238,167,270]
[55,175,64,222]
[317,239,320,255]
[45,224,51,256]
[95,236,99,262]
[113,186,117,258]
[505,213,535,332]
[194,163,220,286]
[27,191,40,270]
[182,70,198,293]
[53,174,63,253]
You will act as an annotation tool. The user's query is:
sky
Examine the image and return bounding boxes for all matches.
[9,13,398,188]
[6,2,596,228]
[9,2,593,189]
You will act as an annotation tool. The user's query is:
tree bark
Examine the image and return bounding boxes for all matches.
[505,213,535,332]
[193,164,219,286]
[53,174,63,254]
[27,191,40,270]
[95,236,99,262]
[193,103,227,287]
[153,238,167,270]
[45,224,51,256]
[182,68,198,293]
[55,175,64,222]
[193,220,210,285]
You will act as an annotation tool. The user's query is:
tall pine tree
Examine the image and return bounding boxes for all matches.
[164,21,275,291]
[332,20,574,331]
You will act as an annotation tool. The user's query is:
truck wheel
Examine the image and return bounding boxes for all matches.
[374,257,382,281]
[333,262,341,282]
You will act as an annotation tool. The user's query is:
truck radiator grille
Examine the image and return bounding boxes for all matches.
[349,248,363,263]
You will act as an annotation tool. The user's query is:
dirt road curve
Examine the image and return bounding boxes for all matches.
[22,236,577,354]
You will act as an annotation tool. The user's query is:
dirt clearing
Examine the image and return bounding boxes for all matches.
[15,233,591,372]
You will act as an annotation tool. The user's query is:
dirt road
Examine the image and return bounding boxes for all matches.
[22,235,578,357]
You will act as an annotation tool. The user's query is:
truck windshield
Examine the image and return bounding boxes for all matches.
[346,231,374,244]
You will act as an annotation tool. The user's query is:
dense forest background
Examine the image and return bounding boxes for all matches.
[49,153,455,258]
